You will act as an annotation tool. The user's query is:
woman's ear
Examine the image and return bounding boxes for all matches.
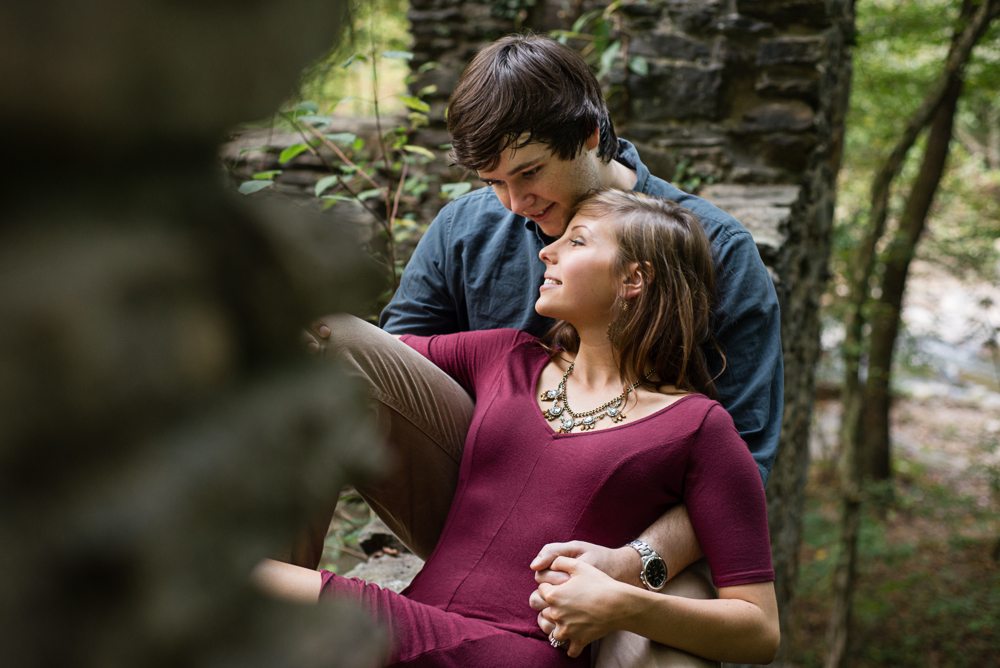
[622,262,647,300]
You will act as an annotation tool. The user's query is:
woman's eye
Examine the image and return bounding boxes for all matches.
[569,238,584,247]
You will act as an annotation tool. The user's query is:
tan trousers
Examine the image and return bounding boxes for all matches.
[302,316,718,668]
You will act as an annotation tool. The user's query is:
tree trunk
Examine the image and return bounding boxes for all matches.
[860,75,965,481]
[828,2,999,666]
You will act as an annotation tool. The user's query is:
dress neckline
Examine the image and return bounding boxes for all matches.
[527,345,701,438]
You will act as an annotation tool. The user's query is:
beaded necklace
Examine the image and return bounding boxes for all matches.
[539,361,652,433]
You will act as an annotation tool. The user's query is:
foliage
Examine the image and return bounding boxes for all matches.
[791,457,1000,667]
[830,0,1000,315]
[233,0,473,302]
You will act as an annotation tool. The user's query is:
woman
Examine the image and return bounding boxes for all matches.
[256,190,779,667]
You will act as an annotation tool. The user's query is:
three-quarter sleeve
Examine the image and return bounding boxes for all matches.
[682,404,775,588]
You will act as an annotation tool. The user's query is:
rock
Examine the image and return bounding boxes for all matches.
[756,70,820,100]
[344,554,425,593]
[699,184,801,262]
[357,517,410,556]
[757,36,826,66]
[628,63,723,121]
[630,31,712,62]
[740,101,816,133]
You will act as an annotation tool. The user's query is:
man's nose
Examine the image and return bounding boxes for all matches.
[509,184,534,216]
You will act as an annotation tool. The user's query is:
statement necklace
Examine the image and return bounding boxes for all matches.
[540,361,652,433]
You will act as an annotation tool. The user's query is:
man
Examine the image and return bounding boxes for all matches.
[309,33,782,663]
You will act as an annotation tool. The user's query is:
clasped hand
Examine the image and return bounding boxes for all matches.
[529,541,633,658]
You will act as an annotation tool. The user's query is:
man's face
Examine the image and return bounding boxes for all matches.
[476,132,604,237]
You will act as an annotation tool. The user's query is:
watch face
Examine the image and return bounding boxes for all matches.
[644,557,667,589]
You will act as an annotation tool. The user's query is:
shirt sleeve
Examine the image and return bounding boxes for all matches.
[682,404,774,589]
[399,329,528,398]
[379,205,461,335]
[707,229,783,486]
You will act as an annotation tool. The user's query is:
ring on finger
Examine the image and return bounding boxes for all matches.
[549,631,566,649]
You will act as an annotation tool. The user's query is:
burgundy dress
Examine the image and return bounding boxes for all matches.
[320,330,774,667]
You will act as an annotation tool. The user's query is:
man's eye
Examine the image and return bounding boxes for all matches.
[522,168,540,179]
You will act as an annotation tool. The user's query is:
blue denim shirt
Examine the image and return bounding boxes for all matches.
[381,140,783,485]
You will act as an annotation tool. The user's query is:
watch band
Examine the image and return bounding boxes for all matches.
[627,539,667,591]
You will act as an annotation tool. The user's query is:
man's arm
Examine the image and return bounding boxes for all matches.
[531,504,701,589]
[379,207,461,335]
[708,228,783,485]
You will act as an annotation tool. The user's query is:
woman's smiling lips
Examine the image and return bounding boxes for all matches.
[539,275,562,292]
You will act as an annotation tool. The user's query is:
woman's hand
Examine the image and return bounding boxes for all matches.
[529,556,629,658]
[530,540,639,586]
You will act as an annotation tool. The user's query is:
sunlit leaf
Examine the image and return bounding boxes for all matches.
[417,61,439,73]
[357,188,383,201]
[399,95,431,113]
[238,180,273,195]
[419,84,438,97]
[628,56,649,77]
[253,170,282,180]
[296,101,319,113]
[333,96,357,107]
[298,114,333,126]
[279,143,311,163]
[341,53,365,68]
[403,145,436,159]
[315,174,340,197]
[382,50,414,60]
[441,182,473,199]
[325,132,357,145]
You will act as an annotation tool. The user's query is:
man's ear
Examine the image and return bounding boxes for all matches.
[622,262,647,300]
[586,126,600,152]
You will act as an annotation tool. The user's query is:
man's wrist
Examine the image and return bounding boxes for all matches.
[613,545,645,588]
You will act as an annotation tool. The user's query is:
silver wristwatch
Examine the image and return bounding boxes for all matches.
[627,539,668,591]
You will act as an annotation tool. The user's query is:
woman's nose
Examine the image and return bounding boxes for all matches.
[539,242,557,265]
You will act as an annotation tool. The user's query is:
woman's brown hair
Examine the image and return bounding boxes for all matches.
[541,190,724,399]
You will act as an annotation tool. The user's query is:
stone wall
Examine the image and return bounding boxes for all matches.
[408,0,856,656]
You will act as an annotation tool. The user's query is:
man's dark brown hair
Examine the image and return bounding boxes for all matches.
[447,33,619,172]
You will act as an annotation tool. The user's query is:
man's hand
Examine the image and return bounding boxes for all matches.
[531,540,642,588]
[529,557,630,658]
[302,318,334,355]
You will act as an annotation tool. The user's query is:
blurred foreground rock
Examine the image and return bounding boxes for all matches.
[344,554,425,594]
[0,1,388,666]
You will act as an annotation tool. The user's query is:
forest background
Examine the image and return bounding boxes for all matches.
[224,0,1000,666]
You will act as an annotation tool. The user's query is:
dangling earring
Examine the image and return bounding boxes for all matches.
[606,299,629,345]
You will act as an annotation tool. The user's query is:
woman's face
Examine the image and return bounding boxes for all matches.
[536,213,622,328]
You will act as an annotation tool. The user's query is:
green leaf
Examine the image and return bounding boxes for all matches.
[298,114,333,126]
[403,145,436,159]
[417,61,439,73]
[571,9,601,33]
[352,137,365,151]
[597,40,621,79]
[356,188,383,201]
[324,132,357,145]
[279,143,311,163]
[341,53,365,68]
[297,101,319,113]
[315,174,340,197]
[238,180,273,195]
[382,50,414,60]
[419,84,438,97]
[398,95,431,113]
[628,55,649,77]
[333,95,356,108]
[238,146,271,156]
[438,143,453,150]
[441,182,473,200]
[253,170,282,180]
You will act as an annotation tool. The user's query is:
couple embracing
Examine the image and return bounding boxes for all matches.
[258,33,783,668]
